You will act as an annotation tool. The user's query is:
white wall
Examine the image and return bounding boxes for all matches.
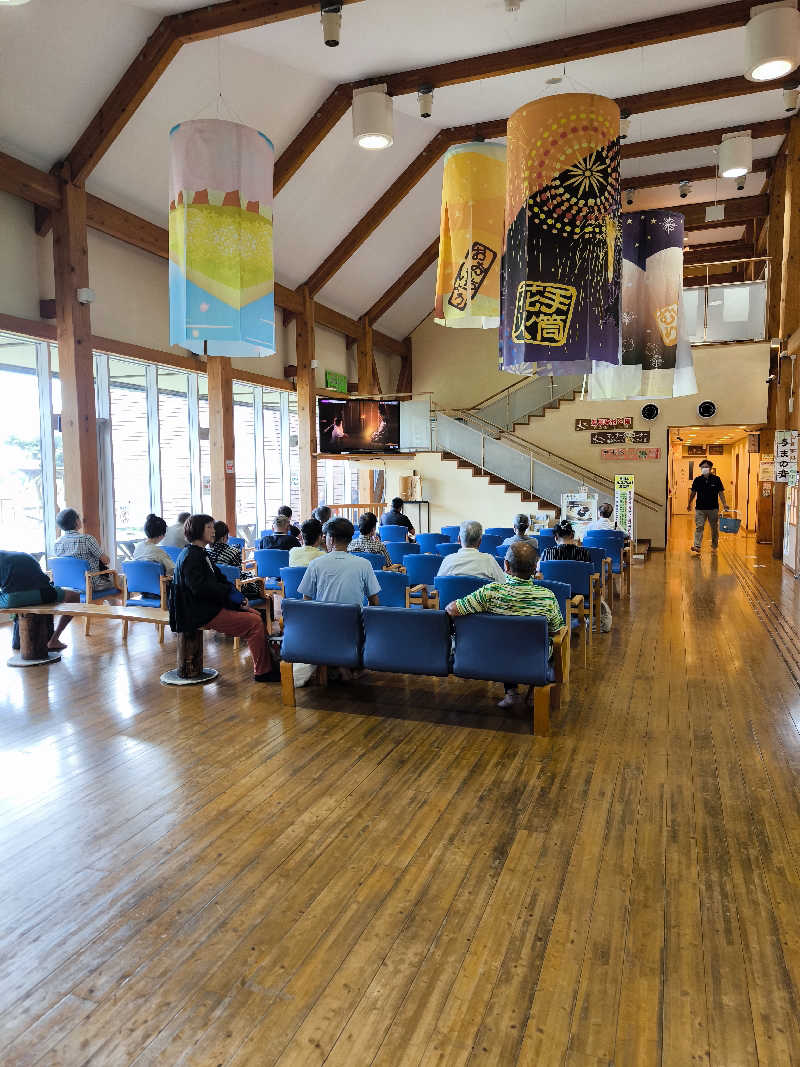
[0,192,41,321]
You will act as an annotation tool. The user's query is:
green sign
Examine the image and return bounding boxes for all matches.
[325,370,348,393]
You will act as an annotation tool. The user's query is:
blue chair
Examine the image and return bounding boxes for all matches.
[281,600,362,676]
[536,529,555,544]
[404,554,444,606]
[436,542,460,556]
[51,556,122,637]
[535,577,587,669]
[351,551,386,571]
[363,607,452,676]
[385,541,419,566]
[161,545,183,563]
[380,524,408,542]
[485,527,515,539]
[280,566,307,600]
[253,549,289,592]
[441,525,460,542]
[120,560,168,643]
[478,533,501,555]
[539,560,599,656]
[416,533,443,553]
[434,575,488,608]
[374,570,412,608]
[584,547,612,608]
[216,563,240,584]
[452,613,563,732]
[228,536,246,551]
[583,531,630,597]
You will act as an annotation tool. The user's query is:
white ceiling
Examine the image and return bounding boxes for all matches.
[0,0,788,339]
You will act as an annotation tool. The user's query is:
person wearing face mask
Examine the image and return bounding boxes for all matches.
[688,460,729,554]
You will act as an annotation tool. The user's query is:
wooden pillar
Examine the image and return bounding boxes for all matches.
[207,357,236,531]
[780,116,800,340]
[397,336,413,394]
[772,355,792,558]
[296,286,317,517]
[768,151,787,339]
[52,182,100,538]
[357,316,378,394]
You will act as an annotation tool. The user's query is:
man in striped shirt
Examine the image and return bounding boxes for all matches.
[444,540,564,709]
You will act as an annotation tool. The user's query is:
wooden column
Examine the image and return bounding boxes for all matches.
[52,182,100,538]
[207,357,236,531]
[780,116,800,340]
[397,336,413,394]
[771,356,792,558]
[296,285,317,517]
[767,152,787,339]
[357,317,379,394]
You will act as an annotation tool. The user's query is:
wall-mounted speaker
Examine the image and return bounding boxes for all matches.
[641,403,659,421]
[698,400,717,419]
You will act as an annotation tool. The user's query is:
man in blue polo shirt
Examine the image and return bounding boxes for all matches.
[297,517,381,606]
[688,459,729,553]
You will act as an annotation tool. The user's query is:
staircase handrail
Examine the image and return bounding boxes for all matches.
[444,407,663,513]
[465,372,560,412]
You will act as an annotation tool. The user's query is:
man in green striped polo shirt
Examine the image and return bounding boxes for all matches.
[444,540,564,709]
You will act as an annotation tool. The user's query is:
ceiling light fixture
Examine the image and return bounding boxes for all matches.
[620,109,631,140]
[719,130,752,178]
[418,85,434,119]
[504,0,522,11]
[320,3,342,47]
[745,1,800,81]
[353,85,394,150]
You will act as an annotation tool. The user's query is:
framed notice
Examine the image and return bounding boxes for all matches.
[325,370,348,394]
[759,456,775,482]
[775,430,799,484]
[601,447,661,461]
[590,430,650,445]
[614,474,635,541]
[575,416,633,430]
[707,443,724,456]
[686,444,707,456]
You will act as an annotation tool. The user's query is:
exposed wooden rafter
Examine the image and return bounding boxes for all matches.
[621,118,789,160]
[274,83,353,194]
[624,158,771,194]
[663,194,769,227]
[365,239,440,324]
[683,241,756,266]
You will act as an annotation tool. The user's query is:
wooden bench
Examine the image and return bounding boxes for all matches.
[1,602,169,667]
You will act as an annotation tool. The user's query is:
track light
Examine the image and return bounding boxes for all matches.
[620,109,631,140]
[784,87,800,109]
[625,189,634,207]
[320,3,342,47]
[352,85,394,150]
[745,1,800,81]
[679,179,692,199]
[719,130,752,178]
[418,85,434,119]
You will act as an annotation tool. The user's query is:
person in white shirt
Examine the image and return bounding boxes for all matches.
[436,520,505,583]
[160,512,190,548]
[585,502,628,537]
[133,514,175,575]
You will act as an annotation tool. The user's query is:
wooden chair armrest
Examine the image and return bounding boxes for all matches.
[408,582,430,608]
[388,564,405,572]
[551,626,569,684]
[159,573,171,610]
[569,594,584,608]
[551,626,568,647]
[237,575,267,598]
[242,559,257,571]
[86,568,117,581]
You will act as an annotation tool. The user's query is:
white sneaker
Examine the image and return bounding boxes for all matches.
[497,691,519,709]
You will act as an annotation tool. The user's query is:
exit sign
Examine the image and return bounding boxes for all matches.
[325,370,348,393]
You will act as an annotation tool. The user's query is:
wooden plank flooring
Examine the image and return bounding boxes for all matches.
[1,519,799,1065]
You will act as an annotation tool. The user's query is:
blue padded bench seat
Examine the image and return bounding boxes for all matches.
[279,599,567,734]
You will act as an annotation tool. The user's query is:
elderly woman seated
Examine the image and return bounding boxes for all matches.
[169,514,279,683]
[133,514,175,575]
[0,550,80,652]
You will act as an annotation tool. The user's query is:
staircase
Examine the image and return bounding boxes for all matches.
[469,373,584,432]
[440,451,542,505]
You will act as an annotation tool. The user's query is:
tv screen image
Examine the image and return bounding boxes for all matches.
[318,398,400,453]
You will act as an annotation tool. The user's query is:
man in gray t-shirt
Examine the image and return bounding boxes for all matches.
[298,517,381,606]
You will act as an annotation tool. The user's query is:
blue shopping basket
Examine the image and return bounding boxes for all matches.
[719,511,741,534]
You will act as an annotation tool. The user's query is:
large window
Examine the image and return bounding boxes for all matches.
[233,381,257,535]
[158,368,192,524]
[263,390,283,521]
[198,374,211,515]
[288,394,301,515]
[0,339,45,554]
[109,357,151,544]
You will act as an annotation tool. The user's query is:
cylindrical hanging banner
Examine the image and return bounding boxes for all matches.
[499,94,621,376]
[169,119,275,357]
[590,209,697,398]
[434,141,506,329]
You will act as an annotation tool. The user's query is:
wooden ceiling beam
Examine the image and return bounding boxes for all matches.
[656,193,769,227]
[169,0,364,44]
[683,240,756,266]
[275,84,353,194]
[622,118,789,160]
[359,1,753,97]
[618,73,798,117]
[624,158,772,193]
[0,151,62,210]
[365,238,440,324]
[685,214,765,233]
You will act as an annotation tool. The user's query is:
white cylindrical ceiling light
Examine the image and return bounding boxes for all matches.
[719,130,753,177]
[745,1,800,81]
[353,85,394,150]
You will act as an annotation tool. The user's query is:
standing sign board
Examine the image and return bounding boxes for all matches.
[614,474,635,543]
[560,491,598,542]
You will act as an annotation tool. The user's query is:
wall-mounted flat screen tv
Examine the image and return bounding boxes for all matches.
[318,397,400,453]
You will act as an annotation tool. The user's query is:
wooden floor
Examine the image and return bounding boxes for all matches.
[1,520,799,1066]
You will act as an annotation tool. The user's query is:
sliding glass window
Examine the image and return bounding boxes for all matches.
[109,356,150,545]
[0,338,46,556]
[158,368,193,524]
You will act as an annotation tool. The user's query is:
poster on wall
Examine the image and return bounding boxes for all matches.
[590,431,650,445]
[774,430,799,483]
[602,447,660,460]
[759,456,775,482]
[614,474,635,541]
[686,444,707,456]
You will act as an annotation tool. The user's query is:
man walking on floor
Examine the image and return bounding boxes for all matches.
[689,459,729,553]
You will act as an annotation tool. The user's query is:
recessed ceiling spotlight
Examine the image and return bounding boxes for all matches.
[320,2,342,46]
[352,85,394,150]
[745,1,800,81]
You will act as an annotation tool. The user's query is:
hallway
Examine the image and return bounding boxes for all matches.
[0,525,799,1065]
